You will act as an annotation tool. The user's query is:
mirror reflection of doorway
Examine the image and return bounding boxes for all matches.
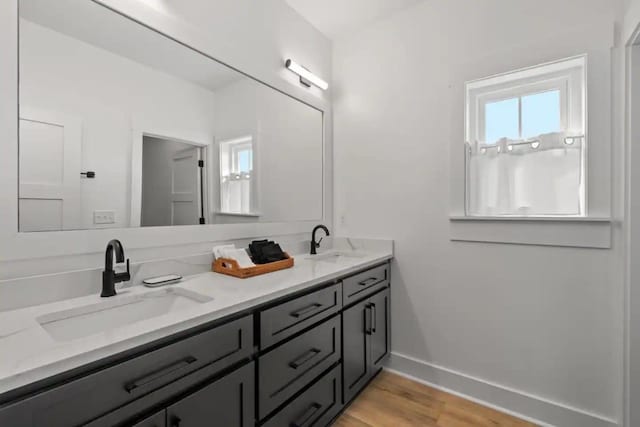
[141,136,205,227]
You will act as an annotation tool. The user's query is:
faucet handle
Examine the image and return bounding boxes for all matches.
[316,237,323,246]
[115,258,131,282]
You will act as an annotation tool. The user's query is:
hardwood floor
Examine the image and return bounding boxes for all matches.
[333,371,538,427]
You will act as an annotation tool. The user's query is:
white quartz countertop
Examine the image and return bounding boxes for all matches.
[0,239,392,397]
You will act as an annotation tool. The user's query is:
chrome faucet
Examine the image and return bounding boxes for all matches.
[101,239,130,297]
[310,225,330,255]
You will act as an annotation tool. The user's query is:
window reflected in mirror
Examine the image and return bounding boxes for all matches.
[219,136,255,216]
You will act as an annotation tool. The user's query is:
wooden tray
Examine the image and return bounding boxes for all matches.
[212,253,294,279]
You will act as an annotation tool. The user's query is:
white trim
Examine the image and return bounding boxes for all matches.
[624,36,640,427]
[450,25,613,247]
[450,217,611,248]
[386,352,618,427]
[450,215,610,222]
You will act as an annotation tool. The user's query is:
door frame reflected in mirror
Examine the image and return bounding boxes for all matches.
[130,126,213,228]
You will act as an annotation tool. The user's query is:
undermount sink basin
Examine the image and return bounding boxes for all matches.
[37,287,213,342]
[305,251,366,263]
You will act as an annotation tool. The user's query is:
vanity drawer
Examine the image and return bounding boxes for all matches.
[0,315,253,427]
[343,263,389,306]
[262,363,342,427]
[258,314,341,419]
[260,282,342,349]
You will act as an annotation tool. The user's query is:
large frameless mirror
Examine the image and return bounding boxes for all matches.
[17,0,323,231]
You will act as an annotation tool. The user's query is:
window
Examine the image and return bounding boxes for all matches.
[484,90,561,143]
[465,56,586,217]
[219,136,256,215]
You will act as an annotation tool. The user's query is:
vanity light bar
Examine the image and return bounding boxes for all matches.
[285,59,329,90]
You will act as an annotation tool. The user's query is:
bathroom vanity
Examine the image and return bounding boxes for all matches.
[0,251,392,426]
[0,0,392,424]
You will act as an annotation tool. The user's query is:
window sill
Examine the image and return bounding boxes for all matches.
[450,215,610,222]
[449,215,612,248]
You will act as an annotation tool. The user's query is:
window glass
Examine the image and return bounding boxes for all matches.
[485,98,519,143]
[237,149,252,173]
[522,90,561,139]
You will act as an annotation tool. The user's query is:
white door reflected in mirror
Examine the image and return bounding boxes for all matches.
[18,108,82,232]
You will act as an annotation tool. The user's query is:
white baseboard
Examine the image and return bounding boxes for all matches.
[386,352,618,427]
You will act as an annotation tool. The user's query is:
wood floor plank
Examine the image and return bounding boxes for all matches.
[333,370,538,427]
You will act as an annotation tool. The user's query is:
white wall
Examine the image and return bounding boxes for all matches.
[333,1,623,426]
[213,78,324,223]
[0,0,332,277]
[20,19,217,229]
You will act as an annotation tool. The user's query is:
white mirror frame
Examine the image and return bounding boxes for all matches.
[0,0,332,262]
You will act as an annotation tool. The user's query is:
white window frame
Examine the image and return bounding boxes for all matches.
[464,55,587,218]
[477,79,569,144]
[217,135,259,216]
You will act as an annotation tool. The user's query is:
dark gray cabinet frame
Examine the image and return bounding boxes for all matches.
[0,261,391,427]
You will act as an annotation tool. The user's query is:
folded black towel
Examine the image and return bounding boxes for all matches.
[248,240,287,264]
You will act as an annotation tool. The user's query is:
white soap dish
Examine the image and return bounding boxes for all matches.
[143,274,183,287]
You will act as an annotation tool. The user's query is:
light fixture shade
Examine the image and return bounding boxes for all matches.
[285,59,329,90]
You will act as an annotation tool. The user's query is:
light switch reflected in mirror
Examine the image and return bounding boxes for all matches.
[17,0,323,232]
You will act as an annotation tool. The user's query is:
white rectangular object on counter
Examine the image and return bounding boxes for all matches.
[143,274,183,287]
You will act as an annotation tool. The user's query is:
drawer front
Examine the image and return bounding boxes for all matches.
[260,282,342,350]
[262,364,342,427]
[0,315,253,427]
[166,362,254,427]
[343,264,389,306]
[258,315,341,419]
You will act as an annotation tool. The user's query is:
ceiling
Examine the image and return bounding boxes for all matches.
[285,0,424,40]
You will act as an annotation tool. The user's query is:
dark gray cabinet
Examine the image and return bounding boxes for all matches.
[133,410,166,427]
[166,362,254,427]
[370,287,391,372]
[258,315,341,418]
[342,263,388,307]
[342,297,371,404]
[259,282,342,350]
[342,287,390,404]
[0,261,391,427]
[262,364,342,427]
[0,315,253,427]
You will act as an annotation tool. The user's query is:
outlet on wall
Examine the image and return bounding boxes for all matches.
[93,210,116,225]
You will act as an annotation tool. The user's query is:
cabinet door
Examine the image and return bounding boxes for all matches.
[166,362,254,427]
[370,288,390,372]
[342,298,371,404]
[133,410,166,427]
